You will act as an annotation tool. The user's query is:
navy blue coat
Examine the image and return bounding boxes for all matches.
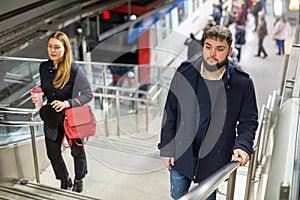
[39,60,93,141]
[158,56,258,182]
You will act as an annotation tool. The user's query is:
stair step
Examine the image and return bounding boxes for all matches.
[0,180,101,200]
[89,135,160,158]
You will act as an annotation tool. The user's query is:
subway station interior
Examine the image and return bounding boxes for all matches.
[0,0,300,199]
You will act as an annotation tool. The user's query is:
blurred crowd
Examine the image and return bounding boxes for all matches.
[187,0,291,65]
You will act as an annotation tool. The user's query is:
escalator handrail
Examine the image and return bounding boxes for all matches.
[0,121,43,127]
[0,107,38,115]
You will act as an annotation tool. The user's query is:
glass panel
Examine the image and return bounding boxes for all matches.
[0,56,172,147]
[0,59,41,107]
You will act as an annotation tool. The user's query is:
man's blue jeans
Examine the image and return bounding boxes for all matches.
[169,167,217,200]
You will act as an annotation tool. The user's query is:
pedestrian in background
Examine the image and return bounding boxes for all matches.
[221,5,234,27]
[234,20,246,62]
[255,12,268,58]
[202,16,217,43]
[261,0,267,14]
[236,1,247,26]
[184,33,203,59]
[251,0,262,32]
[31,31,93,193]
[158,26,258,200]
[273,16,291,55]
[212,3,222,25]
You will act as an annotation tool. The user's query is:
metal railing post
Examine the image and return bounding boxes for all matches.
[145,94,149,132]
[279,182,290,200]
[116,89,121,136]
[134,65,139,112]
[226,168,237,200]
[28,113,40,183]
[257,107,267,164]
[244,148,258,200]
[102,65,109,136]
[157,67,161,106]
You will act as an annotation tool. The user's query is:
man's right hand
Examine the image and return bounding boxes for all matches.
[161,157,174,169]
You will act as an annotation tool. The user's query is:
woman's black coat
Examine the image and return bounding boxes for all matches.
[39,60,93,141]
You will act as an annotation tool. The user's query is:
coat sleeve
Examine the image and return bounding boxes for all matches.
[158,71,180,157]
[69,66,93,107]
[234,77,258,156]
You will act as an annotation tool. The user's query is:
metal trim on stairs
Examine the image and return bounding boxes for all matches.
[0,180,102,200]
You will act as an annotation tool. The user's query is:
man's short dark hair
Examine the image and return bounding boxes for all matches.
[204,25,233,47]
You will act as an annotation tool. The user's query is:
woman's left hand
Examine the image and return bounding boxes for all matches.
[51,100,66,112]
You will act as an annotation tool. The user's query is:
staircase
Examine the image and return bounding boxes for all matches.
[0,180,101,200]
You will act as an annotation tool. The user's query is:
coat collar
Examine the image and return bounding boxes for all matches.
[180,56,234,86]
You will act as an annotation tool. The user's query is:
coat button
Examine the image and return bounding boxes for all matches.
[181,121,185,125]
[179,142,182,146]
[225,85,230,89]
[218,150,221,155]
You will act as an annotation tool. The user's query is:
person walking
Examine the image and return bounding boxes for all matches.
[212,3,222,25]
[273,16,291,55]
[184,33,203,59]
[234,20,246,62]
[158,26,258,200]
[220,5,234,27]
[255,12,268,58]
[251,0,262,32]
[31,31,93,193]
[236,1,247,26]
[202,16,217,43]
[261,0,267,14]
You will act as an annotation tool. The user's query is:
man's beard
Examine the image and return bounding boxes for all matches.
[203,56,228,72]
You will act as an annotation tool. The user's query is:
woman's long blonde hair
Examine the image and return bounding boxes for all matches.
[48,31,72,88]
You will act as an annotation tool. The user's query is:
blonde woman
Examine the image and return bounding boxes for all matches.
[32,31,93,192]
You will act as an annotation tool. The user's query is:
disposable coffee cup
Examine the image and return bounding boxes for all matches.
[32,87,43,109]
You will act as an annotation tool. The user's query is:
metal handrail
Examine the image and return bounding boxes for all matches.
[0,121,43,126]
[93,81,164,135]
[0,107,42,183]
[0,83,162,182]
[0,107,38,114]
[180,89,280,200]
[0,55,168,186]
[244,90,279,200]
[0,56,177,69]
[179,161,240,200]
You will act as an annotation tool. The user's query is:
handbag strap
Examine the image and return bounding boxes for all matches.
[74,137,89,146]
[62,133,73,148]
[62,133,89,148]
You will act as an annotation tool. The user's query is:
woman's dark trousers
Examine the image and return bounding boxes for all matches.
[45,124,87,181]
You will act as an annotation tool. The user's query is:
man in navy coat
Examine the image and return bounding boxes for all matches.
[158,26,258,200]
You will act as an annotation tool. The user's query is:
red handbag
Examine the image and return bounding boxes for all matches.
[63,98,96,147]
